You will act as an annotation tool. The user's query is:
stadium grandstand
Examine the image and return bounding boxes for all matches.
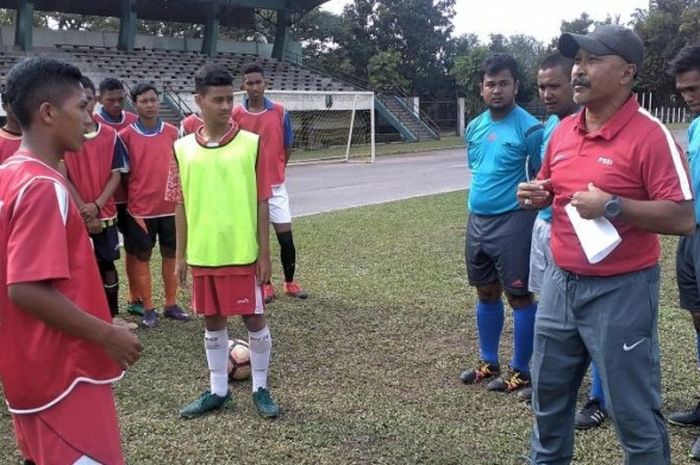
[0,0,439,160]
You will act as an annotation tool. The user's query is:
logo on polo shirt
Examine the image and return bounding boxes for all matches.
[598,156,614,166]
[487,133,497,142]
[236,298,250,304]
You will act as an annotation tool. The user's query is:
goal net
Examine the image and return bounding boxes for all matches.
[233,91,376,163]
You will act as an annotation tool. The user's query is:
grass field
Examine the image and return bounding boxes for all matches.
[2,191,700,464]
[291,136,464,163]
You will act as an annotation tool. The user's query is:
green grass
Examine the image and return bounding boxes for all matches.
[1,191,699,464]
[291,136,464,163]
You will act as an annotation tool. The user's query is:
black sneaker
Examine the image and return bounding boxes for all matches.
[517,386,533,403]
[575,398,608,430]
[668,401,700,427]
[487,368,530,392]
[691,435,700,460]
[460,361,500,384]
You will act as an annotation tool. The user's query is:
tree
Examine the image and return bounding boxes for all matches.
[368,50,409,90]
[632,0,700,103]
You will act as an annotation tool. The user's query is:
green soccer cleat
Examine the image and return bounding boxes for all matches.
[252,387,280,418]
[126,300,145,317]
[179,390,231,419]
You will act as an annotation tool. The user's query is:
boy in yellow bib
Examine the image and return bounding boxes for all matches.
[166,63,279,418]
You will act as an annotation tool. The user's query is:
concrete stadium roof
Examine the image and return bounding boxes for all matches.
[0,0,329,27]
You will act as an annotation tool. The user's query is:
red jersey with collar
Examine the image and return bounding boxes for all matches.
[231,103,287,185]
[120,121,178,218]
[539,97,693,276]
[63,124,122,220]
[94,111,137,204]
[179,113,204,137]
[0,154,123,413]
[0,128,22,163]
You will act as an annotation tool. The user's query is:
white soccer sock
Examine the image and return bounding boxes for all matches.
[204,328,229,397]
[248,326,272,392]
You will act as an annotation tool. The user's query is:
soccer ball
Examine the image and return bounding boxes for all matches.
[228,339,251,381]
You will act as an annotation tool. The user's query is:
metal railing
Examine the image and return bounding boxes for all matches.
[162,83,193,119]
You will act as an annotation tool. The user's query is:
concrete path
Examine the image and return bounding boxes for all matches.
[286,129,689,218]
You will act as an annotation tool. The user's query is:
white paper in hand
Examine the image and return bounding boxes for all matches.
[564,203,622,264]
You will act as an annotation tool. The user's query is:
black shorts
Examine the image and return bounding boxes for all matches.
[91,224,120,263]
[677,227,700,311]
[466,209,536,296]
[123,214,176,254]
[116,203,129,237]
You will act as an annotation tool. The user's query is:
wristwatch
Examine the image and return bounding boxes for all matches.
[604,195,621,220]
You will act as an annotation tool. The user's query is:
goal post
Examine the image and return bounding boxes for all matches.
[233,90,376,164]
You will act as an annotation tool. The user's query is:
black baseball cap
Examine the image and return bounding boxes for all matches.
[559,24,644,71]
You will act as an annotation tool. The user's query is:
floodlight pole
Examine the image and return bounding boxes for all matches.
[118,0,137,53]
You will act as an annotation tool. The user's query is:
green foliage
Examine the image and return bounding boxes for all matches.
[632,0,700,104]
[368,50,409,91]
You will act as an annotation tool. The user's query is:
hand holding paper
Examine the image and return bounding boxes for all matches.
[564,202,622,264]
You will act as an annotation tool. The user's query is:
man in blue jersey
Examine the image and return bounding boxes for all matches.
[517,53,608,429]
[666,44,700,459]
[460,53,544,393]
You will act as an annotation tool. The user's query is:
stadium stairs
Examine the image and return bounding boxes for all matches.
[0,45,440,139]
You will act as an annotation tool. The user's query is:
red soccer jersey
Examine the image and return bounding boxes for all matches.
[179,112,204,137]
[0,153,123,413]
[0,128,22,163]
[93,109,138,133]
[120,120,179,218]
[539,96,693,276]
[231,103,287,185]
[94,110,137,204]
[63,124,123,220]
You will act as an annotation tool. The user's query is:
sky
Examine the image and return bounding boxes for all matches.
[320,0,649,44]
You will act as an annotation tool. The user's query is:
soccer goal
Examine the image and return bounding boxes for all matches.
[233,90,376,163]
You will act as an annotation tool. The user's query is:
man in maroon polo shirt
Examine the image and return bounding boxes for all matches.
[518,25,694,464]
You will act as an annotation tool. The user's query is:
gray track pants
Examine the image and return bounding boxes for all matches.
[529,263,669,465]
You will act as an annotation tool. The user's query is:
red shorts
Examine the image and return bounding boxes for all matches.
[191,265,263,316]
[12,382,124,465]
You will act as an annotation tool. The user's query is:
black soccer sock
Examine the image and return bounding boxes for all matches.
[277,230,296,282]
[99,261,120,318]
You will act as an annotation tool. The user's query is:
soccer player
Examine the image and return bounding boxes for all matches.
[666,44,700,459]
[0,89,22,162]
[62,76,136,330]
[460,53,543,393]
[95,77,143,317]
[0,56,142,465]
[232,63,308,303]
[168,63,280,418]
[519,25,693,464]
[518,53,608,429]
[120,83,190,328]
[179,110,204,137]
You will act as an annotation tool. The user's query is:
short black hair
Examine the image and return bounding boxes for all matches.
[480,53,520,82]
[539,53,573,78]
[194,63,233,95]
[98,77,124,94]
[669,45,700,76]
[243,63,264,77]
[80,75,96,94]
[131,82,158,102]
[5,56,83,129]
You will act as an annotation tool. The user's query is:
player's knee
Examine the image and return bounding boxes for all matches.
[507,293,534,309]
[273,222,292,234]
[135,249,152,262]
[476,283,502,303]
[242,314,267,332]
